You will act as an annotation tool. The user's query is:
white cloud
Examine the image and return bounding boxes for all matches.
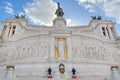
[4,2,14,14]
[77,0,96,4]
[83,4,95,12]
[77,0,120,23]
[6,2,13,7]
[24,0,57,25]
[103,0,120,23]
[66,18,72,25]
[5,6,14,14]
[18,12,25,16]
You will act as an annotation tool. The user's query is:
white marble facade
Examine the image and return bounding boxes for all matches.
[0,13,120,80]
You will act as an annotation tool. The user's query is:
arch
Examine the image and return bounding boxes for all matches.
[12,26,16,36]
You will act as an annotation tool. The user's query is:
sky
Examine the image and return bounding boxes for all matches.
[0,0,120,35]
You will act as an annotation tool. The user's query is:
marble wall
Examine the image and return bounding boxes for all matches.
[0,37,51,63]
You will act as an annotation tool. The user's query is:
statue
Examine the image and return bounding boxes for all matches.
[72,67,76,75]
[91,16,96,20]
[15,14,25,19]
[55,38,67,59]
[55,3,64,17]
[20,15,25,19]
[91,16,102,20]
[97,16,102,20]
[47,67,52,75]
[15,14,20,19]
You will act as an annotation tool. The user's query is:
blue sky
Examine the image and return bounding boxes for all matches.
[0,0,120,35]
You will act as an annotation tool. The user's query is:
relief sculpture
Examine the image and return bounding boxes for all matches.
[72,41,106,61]
[0,41,50,63]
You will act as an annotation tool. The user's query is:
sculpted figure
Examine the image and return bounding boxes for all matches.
[97,16,102,20]
[91,16,96,20]
[55,3,64,17]
[21,15,25,19]
[15,14,20,19]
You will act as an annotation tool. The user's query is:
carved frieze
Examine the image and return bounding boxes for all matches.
[72,40,106,61]
[0,40,50,63]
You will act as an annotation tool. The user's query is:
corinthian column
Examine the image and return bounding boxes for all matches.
[108,27,114,40]
[50,37,55,59]
[67,38,72,60]
[105,27,109,38]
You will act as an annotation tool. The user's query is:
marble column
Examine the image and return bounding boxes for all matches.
[4,25,10,39]
[67,38,72,60]
[9,26,13,38]
[108,27,114,40]
[105,27,109,38]
[50,37,55,59]
[100,27,104,37]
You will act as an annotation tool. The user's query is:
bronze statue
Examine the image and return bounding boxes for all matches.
[91,16,102,20]
[55,3,64,17]
[15,14,20,19]
[97,16,102,20]
[21,15,25,19]
[91,16,96,20]
[15,14,25,19]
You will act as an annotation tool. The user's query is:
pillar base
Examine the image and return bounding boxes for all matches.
[72,75,77,78]
[47,75,52,78]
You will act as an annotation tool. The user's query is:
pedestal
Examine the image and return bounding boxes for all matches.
[72,75,77,78]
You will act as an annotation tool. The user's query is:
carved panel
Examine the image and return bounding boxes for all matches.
[72,40,106,61]
[0,40,50,63]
